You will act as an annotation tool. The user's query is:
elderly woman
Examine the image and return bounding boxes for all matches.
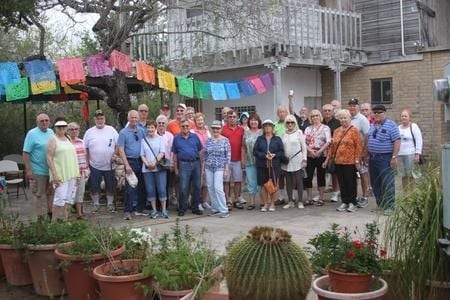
[46,116,80,221]
[398,109,423,190]
[141,120,168,219]
[156,115,175,205]
[304,109,331,206]
[242,112,262,210]
[253,119,284,212]
[191,112,211,211]
[281,115,307,209]
[323,109,362,212]
[204,120,231,218]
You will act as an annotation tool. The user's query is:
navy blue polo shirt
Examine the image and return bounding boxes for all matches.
[172,132,202,161]
[368,118,400,154]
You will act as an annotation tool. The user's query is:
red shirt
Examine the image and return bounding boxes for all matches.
[221,124,244,161]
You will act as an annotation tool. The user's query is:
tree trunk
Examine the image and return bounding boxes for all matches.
[105,71,131,127]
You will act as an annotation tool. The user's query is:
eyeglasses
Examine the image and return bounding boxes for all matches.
[212,127,221,130]
[134,132,139,141]
[323,109,332,112]
[311,115,320,117]
[68,128,79,131]
[373,111,384,114]
[228,116,237,119]
[108,139,112,147]
[157,122,166,125]
[39,119,49,122]
[181,125,190,128]
[286,121,295,124]
[138,110,148,113]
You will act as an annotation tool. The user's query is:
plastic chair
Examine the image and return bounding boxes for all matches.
[0,160,28,200]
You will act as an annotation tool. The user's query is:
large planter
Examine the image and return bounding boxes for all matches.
[157,287,193,300]
[92,259,152,300]
[54,243,125,300]
[313,275,388,300]
[0,244,32,286]
[27,243,66,296]
[328,269,372,293]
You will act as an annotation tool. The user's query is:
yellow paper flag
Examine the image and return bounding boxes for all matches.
[157,69,176,93]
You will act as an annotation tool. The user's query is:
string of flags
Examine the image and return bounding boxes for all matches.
[0,49,274,103]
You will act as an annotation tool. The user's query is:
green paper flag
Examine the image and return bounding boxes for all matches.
[6,77,29,101]
[177,77,194,98]
[194,80,210,100]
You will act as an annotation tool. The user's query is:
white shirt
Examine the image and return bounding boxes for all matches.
[281,130,307,172]
[398,123,423,156]
[83,125,119,170]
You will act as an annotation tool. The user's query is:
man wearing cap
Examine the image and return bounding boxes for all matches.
[167,103,194,136]
[83,109,119,214]
[366,104,400,214]
[172,118,203,216]
[347,99,370,208]
[23,113,55,217]
[118,110,147,220]
[137,104,149,129]
[160,104,171,120]
[221,109,246,209]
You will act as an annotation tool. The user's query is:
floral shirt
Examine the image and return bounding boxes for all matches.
[243,129,262,165]
[304,124,331,157]
[328,126,362,165]
[204,137,231,171]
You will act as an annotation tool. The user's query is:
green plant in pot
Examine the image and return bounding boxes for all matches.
[142,219,220,300]
[225,226,312,300]
[307,222,382,294]
[384,167,450,299]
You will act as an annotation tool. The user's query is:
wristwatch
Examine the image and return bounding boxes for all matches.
[391,155,397,159]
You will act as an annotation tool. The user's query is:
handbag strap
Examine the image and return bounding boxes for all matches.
[266,159,278,185]
[143,137,159,161]
[410,124,416,147]
[332,125,353,159]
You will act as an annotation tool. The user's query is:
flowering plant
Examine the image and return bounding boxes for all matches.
[306,222,382,275]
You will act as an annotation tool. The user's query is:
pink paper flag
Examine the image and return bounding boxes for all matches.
[109,50,132,74]
[86,53,113,77]
[247,76,267,94]
[56,58,86,87]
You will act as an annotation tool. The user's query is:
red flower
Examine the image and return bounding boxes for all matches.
[352,240,363,249]
[380,248,387,257]
[346,250,356,260]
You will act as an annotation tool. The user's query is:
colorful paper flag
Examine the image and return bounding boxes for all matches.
[6,77,29,101]
[247,76,267,94]
[239,80,257,96]
[30,71,57,95]
[225,83,240,100]
[260,72,273,90]
[0,62,21,95]
[194,80,210,99]
[136,61,156,85]
[86,53,113,77]
[176,77,194,98]
[56,58,86,87]
[109,50,132,74]
[157,69,176,93]
[210,82,227,100]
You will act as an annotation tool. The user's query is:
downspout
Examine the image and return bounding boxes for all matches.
[400,0,406,56]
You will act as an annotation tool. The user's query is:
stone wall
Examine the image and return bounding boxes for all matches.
[321,50,450,158]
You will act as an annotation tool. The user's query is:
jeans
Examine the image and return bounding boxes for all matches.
[205,168,228,214]
[143,170,167,203]
[335,164,357,205]
[369,154,395,209]
[245,164,259,195]
[285,169,304,204]
[124,158,145,213]
[178,160,201,213]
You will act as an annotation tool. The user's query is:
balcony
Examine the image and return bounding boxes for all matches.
[131,1,365,73]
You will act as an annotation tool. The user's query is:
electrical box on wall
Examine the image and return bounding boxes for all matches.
[432,62,450,122]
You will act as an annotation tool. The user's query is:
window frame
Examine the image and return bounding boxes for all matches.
[371,78,393,104]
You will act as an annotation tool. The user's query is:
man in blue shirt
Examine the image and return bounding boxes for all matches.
[172,118,203,216]
[23,113,54,218]
[366,104,400,214]
[118,110,146,220]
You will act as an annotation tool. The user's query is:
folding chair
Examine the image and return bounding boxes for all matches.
[0,160,28,201]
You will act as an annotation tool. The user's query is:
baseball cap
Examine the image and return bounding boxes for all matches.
[348,98,359,105]
[210,120,222,128]
[372,104,387,112]
[262,119,275,126]
[94,109,104,117]
[176,103,187,110]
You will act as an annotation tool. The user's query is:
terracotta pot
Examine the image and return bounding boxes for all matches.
[0,244,32,286]
[54,243,125,300]
[328,269,372,293]
[157,287,193,300]
[312,275,388,300]
[92,259,152,300]
[27,243,67,296]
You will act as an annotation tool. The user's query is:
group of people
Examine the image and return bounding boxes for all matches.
[21,95,423,221]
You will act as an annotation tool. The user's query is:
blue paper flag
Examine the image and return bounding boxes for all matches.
[210,82,227,100]
[23,60,53,75]
[260,73,273,89]
[239,80,257,96]
[0,62,21,95]
[224,83,240,100]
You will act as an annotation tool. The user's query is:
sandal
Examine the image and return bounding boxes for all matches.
[304,200,313,206]
[247,204,256,210]
[316,200,325,206]
[227,202,233,211]
[233,202,244,209]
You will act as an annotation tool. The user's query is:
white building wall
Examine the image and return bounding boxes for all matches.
[194,66,322,124]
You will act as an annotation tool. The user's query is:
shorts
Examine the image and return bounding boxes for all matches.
[89,166,115,194]
[223,161,243,182]
[30,175,50,198]
[398,154,415,177]
[73,173,87,203]
[53,179,77,207]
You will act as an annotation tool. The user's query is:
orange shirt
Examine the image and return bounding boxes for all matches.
[328,126,362,165]
[167,120,194,136]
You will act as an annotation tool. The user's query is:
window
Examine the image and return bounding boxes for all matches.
[215,106,256,121]
[371,78,392,104]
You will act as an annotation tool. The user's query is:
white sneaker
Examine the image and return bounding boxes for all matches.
[330,192,339,202]
[336,203,348,212]
[202,202,212,210]
[198,204,204,211]
[238,197,247,204]
[312,195,320,202]
[347,203,357,212]
[298,203,305,209]
[283,201,295,209]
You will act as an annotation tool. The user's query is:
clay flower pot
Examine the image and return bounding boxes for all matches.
[328,269,372,293]
[313,275,388,300]
[156,286,193,300]
[54,243,125,300]
[92,259,152,300]
[0,244,32,286]
[27,243,67,296]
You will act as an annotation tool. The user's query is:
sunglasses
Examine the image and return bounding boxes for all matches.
[372,128,378,139]
[373,111,384,114]
[39,119,50,122]
[108,139,112,147]
[311,115,320,117]
[181,125,190,128]
[286,121,295,124]
[68,128,79,131]
[134,132,139,141]
[157,122,166,125]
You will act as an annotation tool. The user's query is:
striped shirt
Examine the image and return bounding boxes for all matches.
[204,137,231,171]
[368,119,400,154]
[72,137,88,174]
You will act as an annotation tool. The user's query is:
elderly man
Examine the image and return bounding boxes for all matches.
[83,109,119,214]
[288,94,310,133]
[367,104,400,214]
[137,104,149,129]
[167,103,194,136]
[160,103,171,120]
[118,110,146,220]
[361,102,374,124]
[172,118,203,216]
[23,113,54,217]
[331,99,341,112]
[221,106,232,126]
[347,99,370,208]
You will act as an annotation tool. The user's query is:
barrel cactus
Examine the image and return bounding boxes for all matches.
[224,226,312,300]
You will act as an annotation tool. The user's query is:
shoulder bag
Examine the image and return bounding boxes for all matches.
[143,137,170,170]
[327,126,353,174]
[263,160,278,195]
[410,124,425,165]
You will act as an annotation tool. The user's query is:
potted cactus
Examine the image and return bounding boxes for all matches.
[224,226,312,300]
